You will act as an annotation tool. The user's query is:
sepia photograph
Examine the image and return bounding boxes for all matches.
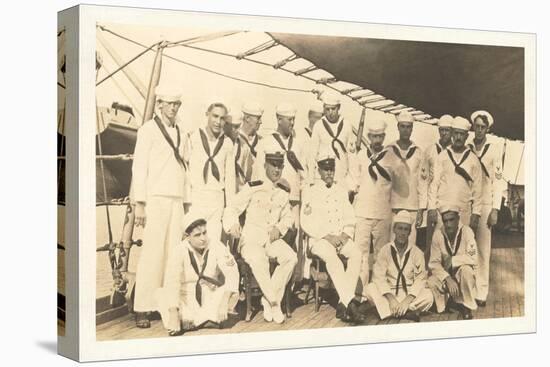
[91,18,527,344]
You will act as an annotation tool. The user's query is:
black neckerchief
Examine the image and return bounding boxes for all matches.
[305,127,312,138]
[391,143,417,165]
[272,133,304,172]
[321,117,346,159]
[234,139,246,182]
[446,148,473,183]
[468,143,491,178]
[436,143,442,155]
[153,115,187,170]
[366,147,391,182]
[442,227,463,275]
[199,128,225,183]
[187,248,224,306]
[240,133,259,158]
[390,245,411,296]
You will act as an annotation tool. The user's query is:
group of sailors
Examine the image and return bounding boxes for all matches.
[130,84,505,335]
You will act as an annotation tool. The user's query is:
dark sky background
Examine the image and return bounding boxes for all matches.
[272,33,524,140]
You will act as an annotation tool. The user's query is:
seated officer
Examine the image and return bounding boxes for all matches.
[223,151,298,324]
[365,210,434,322]
[301,156,364,323]
[155,214,239,336]
[428,205,478,319]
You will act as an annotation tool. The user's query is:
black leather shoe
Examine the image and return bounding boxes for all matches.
[335,302,347,320]
[347,300,366,324]
[135,312,151,328]
[458,305,473,320]
[476,299,487,307]
[402,311,420,322]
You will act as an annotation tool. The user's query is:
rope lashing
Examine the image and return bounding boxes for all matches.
[273,54,299,69]
[294,65,317,76]
[236,39,279,59]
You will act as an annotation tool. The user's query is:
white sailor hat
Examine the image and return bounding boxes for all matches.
[309,100,324,114]
[438,114,454,128]
[396,111,414,124]
[321,92,341,106]
[367,119,387,134]
[438,204,461,216]
[182,212,207,234]
[470,110,494,128]
[394,210,413,225]
[224,106,242,126]
[452,116,471,131]
[242,101,264,116]
[155,85,182,103]
[276,102,297,118]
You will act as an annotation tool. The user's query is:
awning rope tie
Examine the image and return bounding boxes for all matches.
[341,86,364,95]
[236,39,279,60]
[273,53,299,69]
[294,64,317,76]
[316,77,338,85]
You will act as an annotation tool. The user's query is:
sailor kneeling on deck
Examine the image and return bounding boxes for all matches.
[428,205,478,320]
[155,214,239,336]
[365,210,434,322]
[223,151,298,324]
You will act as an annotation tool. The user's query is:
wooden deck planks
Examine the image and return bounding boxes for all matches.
[97,247,525,341]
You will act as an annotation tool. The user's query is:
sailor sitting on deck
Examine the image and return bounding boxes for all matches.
[365,210,434,322]
[428,205,478,320]
[154,214,239,336]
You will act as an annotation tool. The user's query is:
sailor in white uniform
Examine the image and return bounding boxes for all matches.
[223,152,298,324]
[427,116,483,230]
[387,111,428,247]
[424,114,454,263]
[236,101,264,189]
[155,214,239,335]
[349,118,396,291]
[428,205,478,319]
[467,110,505,307]
[307,92,355,191]
[365,210,434,322]
[301,156,364,323]
[186,102,236,241]
[132,85,190,328]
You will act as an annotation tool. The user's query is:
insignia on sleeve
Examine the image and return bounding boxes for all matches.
[467,241,477,256]
[248,180,263,187]
[304,203,312,215]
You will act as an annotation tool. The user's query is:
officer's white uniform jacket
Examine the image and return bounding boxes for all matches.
[349,146,396,220]
[429,224,478,282]
[155,238,239,326]
[132,114,190,202]
[307,116,355,188]
[372,242,427,298]
[252,132,306,201]
[186,127,236,203]
[467,138,505,210]
[387,141,428,211]
[427,148,483,216]
[223,180,293,248]
[301,181,356,239]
